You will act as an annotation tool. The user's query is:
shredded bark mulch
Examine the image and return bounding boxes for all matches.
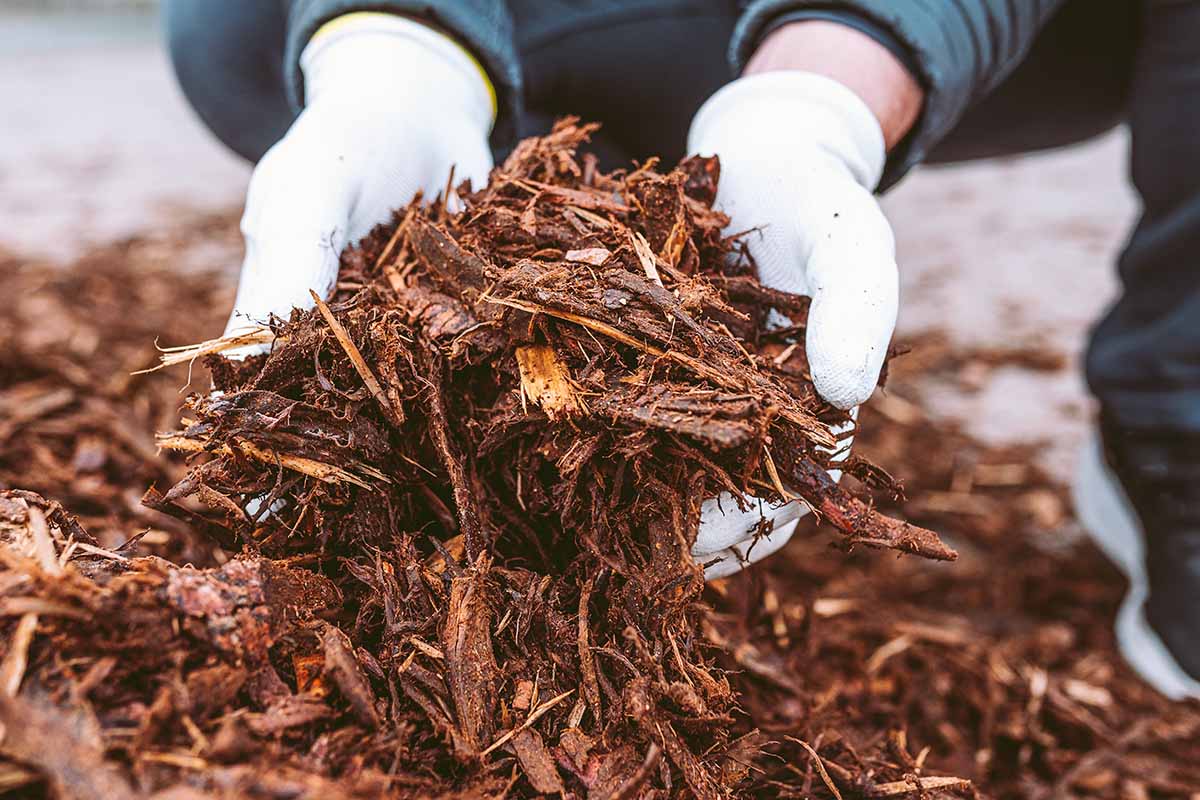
[0,121,1196,799]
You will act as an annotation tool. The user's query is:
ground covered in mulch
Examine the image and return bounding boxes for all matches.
[0,122,1196,799]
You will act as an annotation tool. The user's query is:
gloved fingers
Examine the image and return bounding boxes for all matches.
[693,491,808,558]
[820,408,858,481]
[346,127,493,242]
[442,145,494,214]
[703,155,812,298]
[700,515,800,580]
[693,410,856,569]
[225,135,492,362]
[438,127,494,199]
[802,183,898,410]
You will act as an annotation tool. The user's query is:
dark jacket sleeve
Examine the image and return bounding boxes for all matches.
[283,0,522,146]
[164,0,294,162]
[730,0,1068,188]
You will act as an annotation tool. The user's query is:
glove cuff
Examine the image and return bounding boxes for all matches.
[689,72,885,191]
[301,13,496,136]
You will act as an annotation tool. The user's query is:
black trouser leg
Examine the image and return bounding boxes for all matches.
[163,0,292,163]
[1085,0,1200,432]
[925,0,1136,163]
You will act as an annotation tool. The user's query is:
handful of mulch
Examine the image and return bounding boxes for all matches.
[1,120,952,799]
[154,119,950,567]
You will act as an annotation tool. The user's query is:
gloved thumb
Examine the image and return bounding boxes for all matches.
[802,182,898,410]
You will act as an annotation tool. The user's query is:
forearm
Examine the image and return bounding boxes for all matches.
[744,21,924,152]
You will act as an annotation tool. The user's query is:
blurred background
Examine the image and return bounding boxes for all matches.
[2,0,1134,482]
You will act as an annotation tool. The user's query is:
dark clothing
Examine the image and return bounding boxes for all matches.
[163,1,292,164]
[734,0,1070,187]
[163,0,1070,185]
[1101,414,1200,681]
[1085,0,1200,432]
[163,0,1200,432]
[280,0,523,145]
[510,0,740,168]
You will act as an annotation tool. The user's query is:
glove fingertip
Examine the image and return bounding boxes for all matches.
[812,369,877,410]
[808,334,884,409]
[806,292,894,411]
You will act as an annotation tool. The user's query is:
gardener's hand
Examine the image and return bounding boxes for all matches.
[224,14,494,352]
[686,71,897,578]
[691,415,857,579]
[688,71,897,409]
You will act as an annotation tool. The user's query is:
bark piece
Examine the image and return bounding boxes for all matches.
[511,727,565,794]
[321,624,381,729]
[441,566,499,756]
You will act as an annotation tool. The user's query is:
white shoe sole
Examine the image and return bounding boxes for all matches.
[1073,433,1200,700]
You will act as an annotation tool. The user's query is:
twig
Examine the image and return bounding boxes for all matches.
[70,542,128,562]
[790,738,844,800]
[134,326,275,373]
[137,752,209,770]
[0,598,89,621]
[373,216,408,272]
[565,204,612,229]
[762,447,801,503]
[578,576,603,722]
[310,290,404,427]
[481,689,574,757]
[157,435,387,488]
[0,613,39,697]
[441,163,457,216]
[608,742,662,800]
[630,231,663,287]
[25,507,61,578]
[869,776,972,797]
[408,636,444,660]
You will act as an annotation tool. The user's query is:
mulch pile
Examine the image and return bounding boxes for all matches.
[0,216,238,565]
[0,121,1196,799]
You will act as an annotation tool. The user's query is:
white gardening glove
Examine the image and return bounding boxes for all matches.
[693,415,857,580]
[687,72,898,578]
[224,13,495,351]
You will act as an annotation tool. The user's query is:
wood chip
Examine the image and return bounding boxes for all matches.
[630,232,663,287]
[564,247,611,266]
[515,344,582,420]
[481,689,574,757]
[157,435,387,488]
[321,624,381,729]
[869,776,973,796]
[511,727,565,794]
[0,613,38,698]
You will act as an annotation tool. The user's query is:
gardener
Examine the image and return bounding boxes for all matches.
[164,0,1199,700]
